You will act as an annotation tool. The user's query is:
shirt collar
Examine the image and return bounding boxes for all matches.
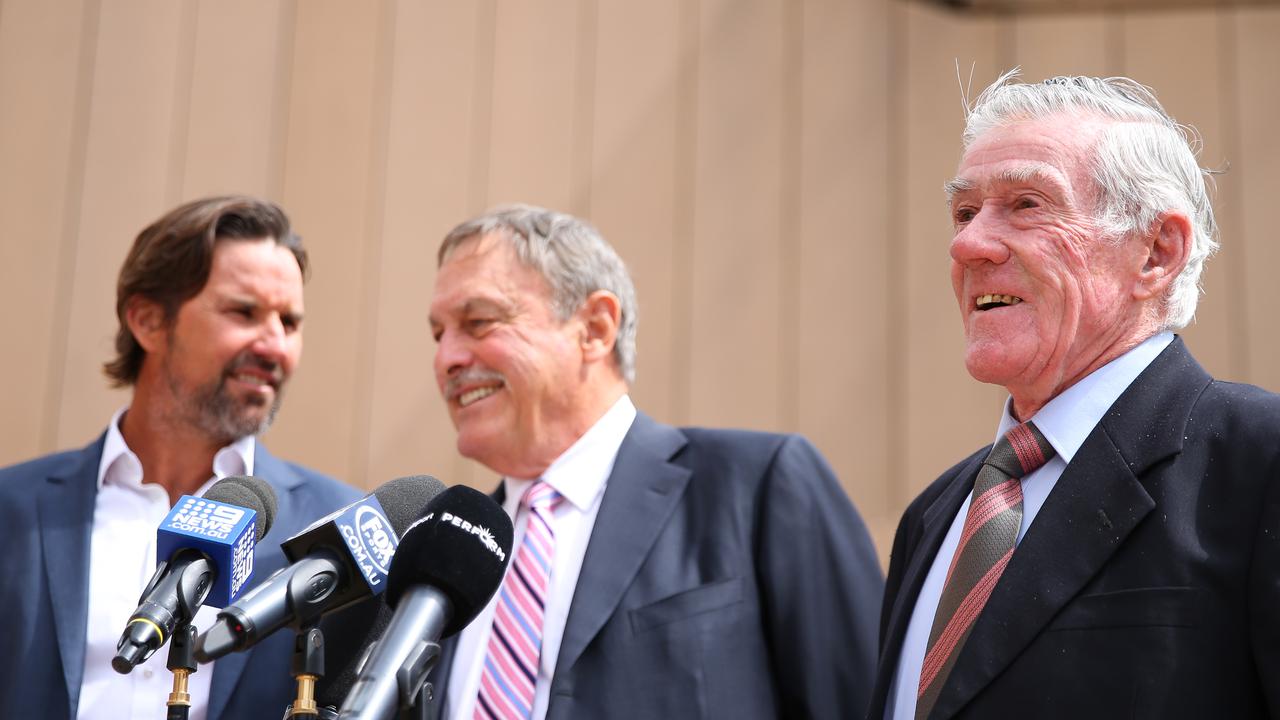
[97,406,257,495]
[504,395,637,513]
[996,331,1174,463]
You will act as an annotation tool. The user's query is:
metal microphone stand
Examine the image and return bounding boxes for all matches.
[165,623,197,720]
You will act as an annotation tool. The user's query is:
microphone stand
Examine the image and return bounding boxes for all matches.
[395,640,440,720]
[397,679,434,720]
[287,624,325,719]
[165,623,197,720]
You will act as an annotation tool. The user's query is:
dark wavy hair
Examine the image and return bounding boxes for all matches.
[103,195,308,387]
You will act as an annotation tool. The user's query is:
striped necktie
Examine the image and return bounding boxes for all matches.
[915,422,1055,720]
[475,481,562,720]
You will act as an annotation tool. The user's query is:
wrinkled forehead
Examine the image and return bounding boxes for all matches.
[951,115,1108,202]
[430,235,551,319]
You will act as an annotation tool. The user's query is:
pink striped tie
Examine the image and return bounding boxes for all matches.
[475,481,562,720]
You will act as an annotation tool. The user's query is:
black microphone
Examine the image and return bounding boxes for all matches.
[337,485,514,720]
[196,475,446,662]
[113,475,277,673]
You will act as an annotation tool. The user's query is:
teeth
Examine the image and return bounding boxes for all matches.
[234,373,269,386]
[459,386,499,407]
[976,293,1023,309]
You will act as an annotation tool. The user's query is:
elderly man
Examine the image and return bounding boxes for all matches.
[869,74,1280,720]
[423,205,883,719]
[0,196,359,720]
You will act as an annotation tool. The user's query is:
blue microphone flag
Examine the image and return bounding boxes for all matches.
[157,495,258,607]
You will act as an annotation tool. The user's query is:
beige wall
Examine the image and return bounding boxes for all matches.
[3,0,1278,561]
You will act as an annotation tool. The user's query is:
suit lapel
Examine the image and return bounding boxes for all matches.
[929,337,1208,720]
[38,437,103,717]
[207,444,302,720]
[551,413,691,682]
[929,435,1154,719]
[875,450,983,707]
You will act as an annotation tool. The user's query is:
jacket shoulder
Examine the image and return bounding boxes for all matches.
[0,441,101,493]
[676,424,808,466]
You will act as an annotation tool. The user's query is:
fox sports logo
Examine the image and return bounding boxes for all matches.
[354,507,396,574]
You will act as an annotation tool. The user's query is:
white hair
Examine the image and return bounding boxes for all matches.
[962,70,1219,330]
[439,204,639,385]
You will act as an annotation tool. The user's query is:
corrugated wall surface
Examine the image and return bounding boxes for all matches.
[3,0,1277,559]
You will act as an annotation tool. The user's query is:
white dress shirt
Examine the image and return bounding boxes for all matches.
[887,332,1174,720]
[444,395,637,720]
[78,407,256,720]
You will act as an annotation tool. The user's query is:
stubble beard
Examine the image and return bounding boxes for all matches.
[166,357,286,446]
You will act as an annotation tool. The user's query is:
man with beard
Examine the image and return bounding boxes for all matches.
[0,196,359,720]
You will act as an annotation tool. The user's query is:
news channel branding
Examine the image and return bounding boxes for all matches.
[413,510,506,563]
[335,497,398,590]
[158,495,258,607]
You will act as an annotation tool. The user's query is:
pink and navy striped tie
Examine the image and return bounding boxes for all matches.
[475,481,562,720]
[915,421,1055,720]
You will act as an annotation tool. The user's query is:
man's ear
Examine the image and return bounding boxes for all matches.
[578,290,621,365]
[1133,211,1193,301]
[124,296,168,353]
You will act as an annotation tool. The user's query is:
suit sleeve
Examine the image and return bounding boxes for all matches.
[755,435,885,719]
[1249,455,1280,716]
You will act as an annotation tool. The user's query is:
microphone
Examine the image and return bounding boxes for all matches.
[196,475,446,662]
[338,485,513,720]
[113,475,277,674]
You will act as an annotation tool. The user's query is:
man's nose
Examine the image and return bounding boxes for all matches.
[433,328,472,381]
[950,208,1011,267]
[252,315,290,362]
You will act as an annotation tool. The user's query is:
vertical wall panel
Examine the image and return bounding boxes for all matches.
[0,0,88,462]
[180,0,287,199]
[54,0,193,449]
[1011,13,1109,79]
[5,1,1280,564]
[363,0,492,490]
[273,0,381,481]
[686,0,786,430]
[1235,7,1280,392]
[798,0,894,533]
[1121,10,1238,380]
[900,3,1005,498]
[485,0,585,212]
[589,0,682,425]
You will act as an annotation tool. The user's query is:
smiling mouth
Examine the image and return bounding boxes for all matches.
[229,372,277,391]
[975,293,1024,311]
[458,385,501,407]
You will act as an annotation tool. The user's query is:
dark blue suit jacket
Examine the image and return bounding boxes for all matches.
[869,338,1280,719]
[0,435,360,720]
[424,412,885,719]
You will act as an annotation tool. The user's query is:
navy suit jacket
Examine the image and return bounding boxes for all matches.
[0,435,360,720]
[424,412,885,719]
[869,338,1280,719]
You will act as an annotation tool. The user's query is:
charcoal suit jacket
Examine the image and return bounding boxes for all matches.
[425,412,885,719]
[869,337,1280,719]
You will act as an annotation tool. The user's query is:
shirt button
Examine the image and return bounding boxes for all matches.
[143,668,154,679]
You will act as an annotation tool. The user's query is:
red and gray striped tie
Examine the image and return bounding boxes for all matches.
[915,422,1055,720]
[475,481,562,720]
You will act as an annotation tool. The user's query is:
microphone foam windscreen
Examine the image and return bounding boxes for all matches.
[205,475,278,539]
[387,485,514,638]
[372,475,447,535]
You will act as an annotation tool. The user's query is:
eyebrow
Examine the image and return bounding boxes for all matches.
[428,296,510,326]
[944,165,1069,203]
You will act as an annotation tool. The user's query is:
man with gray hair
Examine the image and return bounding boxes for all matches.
[869,73,1280,719]
[423,204,884,719]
